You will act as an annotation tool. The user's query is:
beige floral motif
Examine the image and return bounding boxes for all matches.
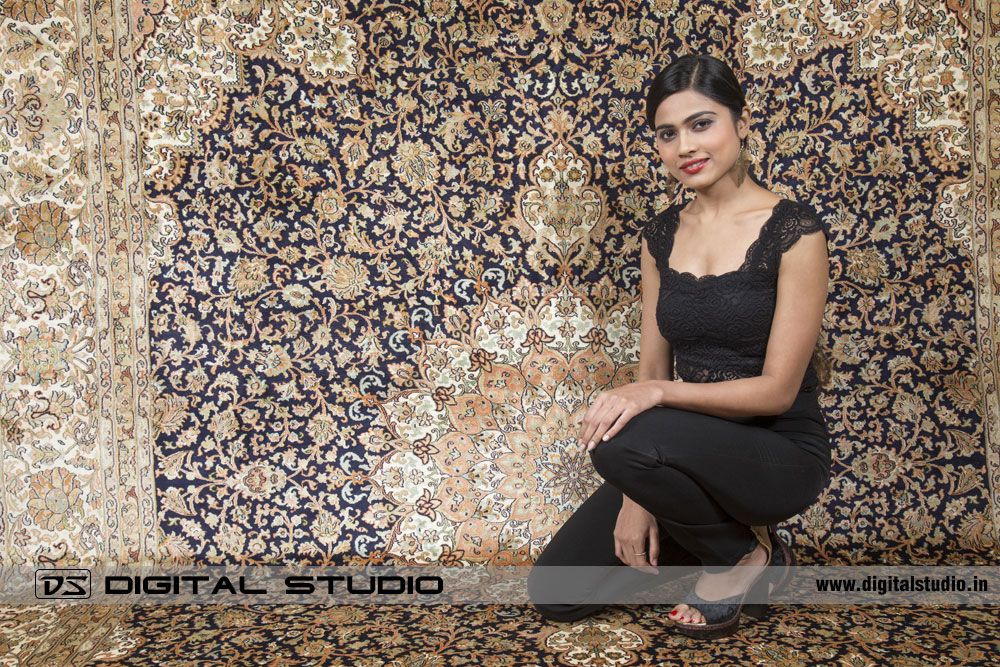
[518,141,604,251]
[14,321,71,387]
[942,371,980,414]
[235,463,287,500]
[648,0,680,18]
[393,140,442,190]
[152,394,189,437]
[535,0,574,36]
[257,343,294,377]
[844,246,888,285]
[854,446,904,488]
[215,228,242,254]
[216,522,247,556]
[315,255,368,299]
[2,0,59,23]
[14,201,72,264]
[902,504,935,540]
[741,0,967,145]
[209,408,241,441]
[26,468,82,531]
[313,188,347,223]
[315,509,349,551]
[5,67,69,153]
[545,622,645,663]
[609,53,647,93]
[379,287,610,564]
[423,0,455,22]
[462,56,503,95]
[228,256,270,298]
[307,412,338,446]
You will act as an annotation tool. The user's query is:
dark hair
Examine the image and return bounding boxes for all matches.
[644,54,747,133]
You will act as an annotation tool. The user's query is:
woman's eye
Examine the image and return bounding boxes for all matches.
[658,120,710,141]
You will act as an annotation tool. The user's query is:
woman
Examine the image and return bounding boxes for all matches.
[527,54,832,639]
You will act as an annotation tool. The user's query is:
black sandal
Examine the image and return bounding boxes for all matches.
[765,524,795,598]
[669,525,776,639]
[740,524,795,622]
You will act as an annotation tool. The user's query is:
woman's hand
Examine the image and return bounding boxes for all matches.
[579,381,663,452]
[615,497,659,573]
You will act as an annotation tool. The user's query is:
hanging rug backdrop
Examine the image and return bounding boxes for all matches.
[0,0,998,654]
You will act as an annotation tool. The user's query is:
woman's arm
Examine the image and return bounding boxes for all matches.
[654,376,789,420]
[652,227,829,419]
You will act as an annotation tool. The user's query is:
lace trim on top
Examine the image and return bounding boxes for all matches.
[663,198,793,281]
[641,198,828,391]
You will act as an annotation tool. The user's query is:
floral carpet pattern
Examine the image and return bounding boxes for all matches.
[3,603,1000,665]
[0,0,998,663]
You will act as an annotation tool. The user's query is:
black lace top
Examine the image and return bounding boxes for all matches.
[641,198,828,392]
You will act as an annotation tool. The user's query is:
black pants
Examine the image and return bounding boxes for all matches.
[528,387,831,622]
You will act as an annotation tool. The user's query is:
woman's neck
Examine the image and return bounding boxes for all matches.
[687,179,769,218]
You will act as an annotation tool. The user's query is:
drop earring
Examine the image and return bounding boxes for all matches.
[734,137,749,186]
[660,162,680,198]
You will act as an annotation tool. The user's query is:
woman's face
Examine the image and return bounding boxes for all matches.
[652,90,748,187]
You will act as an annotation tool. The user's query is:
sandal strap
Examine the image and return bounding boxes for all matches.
[766,525,794,595]
[750,524,772,561]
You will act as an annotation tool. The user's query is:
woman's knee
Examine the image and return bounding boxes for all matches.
[587,442,616,482]
[592,406,777,479]
[588,408,670,480]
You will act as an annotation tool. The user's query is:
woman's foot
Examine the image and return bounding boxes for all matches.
[668,541,769,625]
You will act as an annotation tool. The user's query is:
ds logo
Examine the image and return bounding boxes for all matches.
[35,569,91,599]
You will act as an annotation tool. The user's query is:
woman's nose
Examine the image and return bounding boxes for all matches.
[677,131,695,156]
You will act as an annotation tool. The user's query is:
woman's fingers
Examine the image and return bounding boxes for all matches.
[648,525,660,568]
[582,395,619,448]
[578,399,600,448]
[617,538,644,570]
[584,400,622,451]
[625,542,656,572]
[598,410,633,446]
[615,540,658,573]
[580,398,612,448]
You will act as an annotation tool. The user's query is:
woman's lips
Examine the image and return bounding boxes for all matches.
[681,158,709,174]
